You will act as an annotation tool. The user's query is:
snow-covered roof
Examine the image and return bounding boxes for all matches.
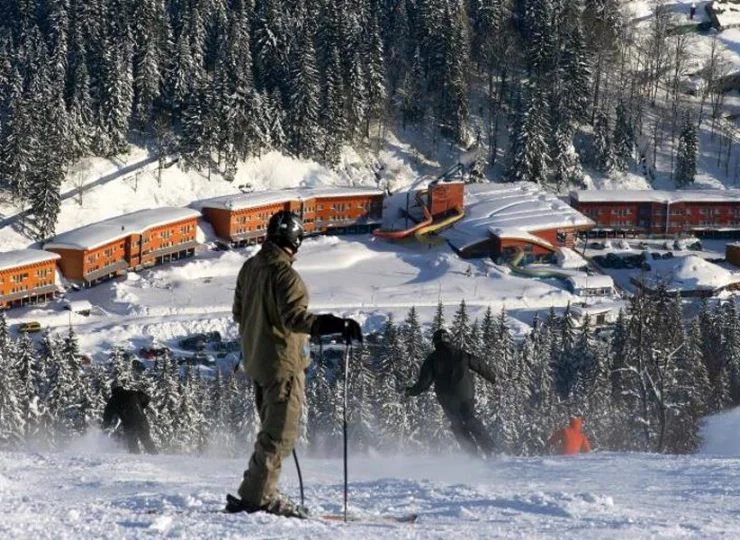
[193,186,384,212]
[571,189,740,204]
[44,208,201,251]
[443,182,593,250]
[0,250,60,273]
[566,274,615,290]
[570,302,621,317]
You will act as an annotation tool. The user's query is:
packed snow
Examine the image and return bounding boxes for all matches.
[637,254,740,291]
[1,440,740,538]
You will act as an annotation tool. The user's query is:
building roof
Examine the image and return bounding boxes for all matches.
[0,250,60,273]
[44,208,201,251]
[566,274,615,290]
[443,182,593,251]
[192,186,384,212]
[570,189,740,204]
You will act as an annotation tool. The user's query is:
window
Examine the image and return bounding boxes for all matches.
[104,248,114,257]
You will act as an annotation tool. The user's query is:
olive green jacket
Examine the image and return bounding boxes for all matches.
[233,241,316,384]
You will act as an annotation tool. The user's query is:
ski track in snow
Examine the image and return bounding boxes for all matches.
[1,449,740,539]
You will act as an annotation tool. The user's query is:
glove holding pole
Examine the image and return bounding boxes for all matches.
[311,314,363,343]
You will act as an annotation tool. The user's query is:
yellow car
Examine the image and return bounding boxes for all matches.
[18,321,42,333]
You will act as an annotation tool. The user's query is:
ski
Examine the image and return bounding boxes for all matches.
[318,512,419,524]
[224,493,417,523]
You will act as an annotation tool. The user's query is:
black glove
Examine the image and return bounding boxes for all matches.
[312,314,363,343]
[312,314,346,337]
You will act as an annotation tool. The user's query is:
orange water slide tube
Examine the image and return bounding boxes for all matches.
[373,191,433,240]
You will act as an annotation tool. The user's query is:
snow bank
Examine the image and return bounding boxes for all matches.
[700,406,740,456]
[646,255,740,290]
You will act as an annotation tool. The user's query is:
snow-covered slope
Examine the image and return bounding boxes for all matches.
[1,445,739,538]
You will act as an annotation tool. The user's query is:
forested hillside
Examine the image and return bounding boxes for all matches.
[0,0,728,240]
[1,288,737,455]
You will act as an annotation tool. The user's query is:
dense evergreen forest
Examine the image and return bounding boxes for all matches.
[0,288,737,455]
[2,0,717,242]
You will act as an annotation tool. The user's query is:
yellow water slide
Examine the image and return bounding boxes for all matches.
[413,205,466,244]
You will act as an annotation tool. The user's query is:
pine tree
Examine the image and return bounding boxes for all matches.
[0,337,24,448]
[612,100,634,172]
[508,84,549,184]
[14,332,44,440]
[432,301,446,334]
[364,10,387,135]
[320,44,346,166]
[593,109,614,172]
[451,299,471,348]
[287,31,322,160]
[675,110,698,187]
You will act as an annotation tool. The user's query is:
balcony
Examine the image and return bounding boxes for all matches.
[1,284,58,303]
[84,260,128,282]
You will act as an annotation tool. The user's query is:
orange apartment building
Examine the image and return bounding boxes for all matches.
[0,250,60,309]
[194,187,384,246]
[44,208,200,286]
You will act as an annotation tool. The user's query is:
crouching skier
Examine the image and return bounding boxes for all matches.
[405,328,496,457]
[226,210,362,518]
[102,386,157,454]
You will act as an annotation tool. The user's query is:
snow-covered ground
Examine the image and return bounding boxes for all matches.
[2,436,740,538]
[5,233,612,360]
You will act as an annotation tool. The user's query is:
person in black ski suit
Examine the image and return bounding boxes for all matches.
[102,386,157,454]
[405,328,496,456]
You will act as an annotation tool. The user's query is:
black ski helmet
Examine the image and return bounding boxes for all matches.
[267,210,304,252]
[432,328,451,346]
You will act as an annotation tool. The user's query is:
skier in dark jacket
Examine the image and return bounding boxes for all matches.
[102,386,157,454]
[405,328,496,456]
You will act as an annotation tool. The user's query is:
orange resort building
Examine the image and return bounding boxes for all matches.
[442,182,594,260]
[44,208,200,286]
[193,187,384,246]
[570,189,740,237]
[0,250,60,309]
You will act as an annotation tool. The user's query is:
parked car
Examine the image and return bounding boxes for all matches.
[688,240,703,251]
[606,253,626,269]
[589,242,606,250]
[18,321,42,333]
[179,335,207,351]
[638,241,650,250]
[213,340,240,353]
[180,352,215,365]
[592,255,609,267]
[661,252,674,259]
[139,346,171,359]
[618,240,631,250]
[663,240,674,250]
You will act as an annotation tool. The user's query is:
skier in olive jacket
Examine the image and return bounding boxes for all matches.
[102,386,157,454]
[229,210,362,518]
[406,328,496,456]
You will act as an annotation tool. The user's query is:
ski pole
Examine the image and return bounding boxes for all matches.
[292,449,305,510]
[342,337,352,523]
